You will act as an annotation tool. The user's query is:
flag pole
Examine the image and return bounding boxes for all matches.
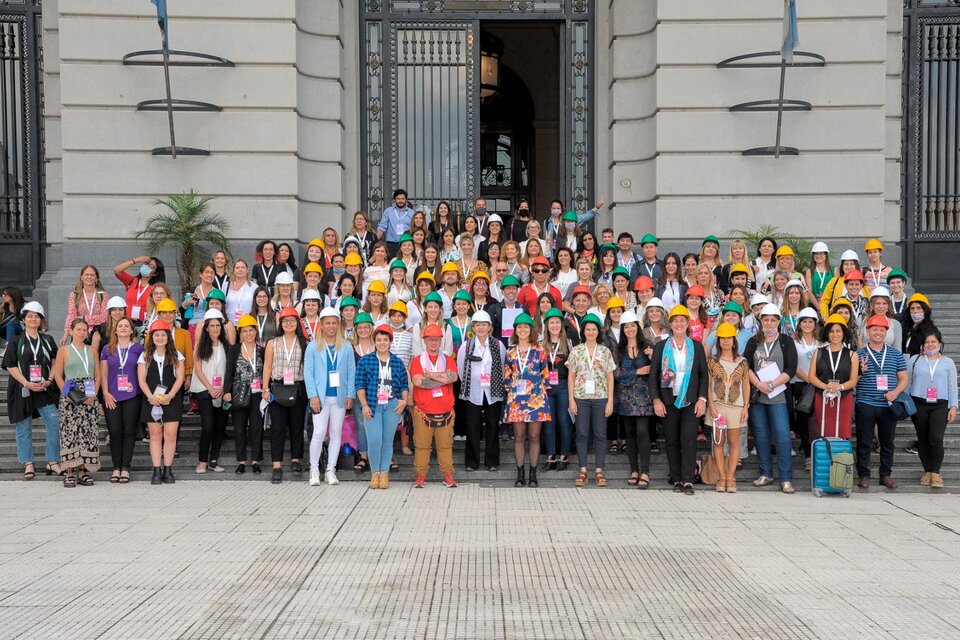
[774,57,786,159]
[160,29,177,159]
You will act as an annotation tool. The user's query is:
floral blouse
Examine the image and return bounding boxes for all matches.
[567,342,616,400]
[615,347,653,416]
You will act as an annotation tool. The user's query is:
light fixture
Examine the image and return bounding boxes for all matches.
[480,29,503,101]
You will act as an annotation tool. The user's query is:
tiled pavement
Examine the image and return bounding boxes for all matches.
[2,483,960,640]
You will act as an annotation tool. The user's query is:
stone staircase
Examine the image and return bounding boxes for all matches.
[1,370,957,492]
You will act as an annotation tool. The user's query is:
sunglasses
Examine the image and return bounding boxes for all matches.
[532,268,549,274]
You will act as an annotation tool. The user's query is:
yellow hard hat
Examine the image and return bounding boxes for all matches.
[155,298,177,313]
[824,313,847,328]
[715,322,738,339]
[441,261,461,275]
[416,271,436,284]
[367,280,387,295]
[303,262,324,274]
[389,301,408,316]
[864,238,884,252]
[668,305,690,320]
[775,245,794,258]
[605,296,625,311]
[470,271,490,283]
[307,237,324,249]
[907,292,930,308]
[237,314,258,329]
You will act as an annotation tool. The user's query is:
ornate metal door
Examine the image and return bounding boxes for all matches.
[361,0,593,221]
[903,0,960,290]
[0,0,44,290]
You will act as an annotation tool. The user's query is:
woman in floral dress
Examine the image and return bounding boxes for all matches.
[503,312,552,488]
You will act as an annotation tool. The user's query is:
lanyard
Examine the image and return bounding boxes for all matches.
[585,343,601,375]
[762,339,776,360]
[117,344,131,370]
[241,342,257,371]
[797,338,816,357]
[516,346,531,377]
[618,253,634,269]
[392,283,407,298]
[785,314,798,332]
[509,263,519,276]
[867,266,883,285]
[82,290,97,317]
[257,314,267,339]
[473,338,490,368]
[70,344,90,377]
[826,347,843,378]
[261,264,274,283]
[356,341,371,358]
[325,343,339,370]
[280,336,297,367]
[304,318,320,341]
[549,341,561,365]
[644,262,656,278]
[135,279,150,303]
[892,297,905,316]
[453,316,470,339]
[925,355,940,381]
[671,338,686,356]
[377,356,391,383]
[25,333,41,363]
[867,346,887,372]
[814,269,829,291]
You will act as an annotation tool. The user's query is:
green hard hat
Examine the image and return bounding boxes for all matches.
[640,233,659,246]
[722,301,744,316]
[514,312,535,327]
[544,308,564,321]
[389,259,407,272]
[563,211,578,222]
[452,290,472,303]
[339,296,360,309]
[205,288,226,303]
[582,313,603,329]
[887,268,908,283]
[500,274,521,288]
[702,235,720,246]
[354,312,373,325]
[424,292,443,306]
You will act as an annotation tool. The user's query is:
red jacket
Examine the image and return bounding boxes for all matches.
[517,282,562,316]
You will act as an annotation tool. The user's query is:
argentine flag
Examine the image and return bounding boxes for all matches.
[781,0,799,63]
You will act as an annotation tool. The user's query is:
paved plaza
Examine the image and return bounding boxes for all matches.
[1,482,959,640]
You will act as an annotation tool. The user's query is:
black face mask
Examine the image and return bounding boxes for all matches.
[475,207,487,217]
[518,209,529,217]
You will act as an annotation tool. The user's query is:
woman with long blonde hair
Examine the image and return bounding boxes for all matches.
[61,265,108,351]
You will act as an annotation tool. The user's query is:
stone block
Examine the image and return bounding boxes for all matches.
[45,118,63,160]
[611,0,657,38]
[60,64,297,109]
[885,159,902,200]
[295,0,342,38]
[61,153,298,197]
[656,153,885,196]
[612,76,656,121]
[885,118,901,160]
[296,34,343,80]
[658,0,886,21]
[612,34,656,80]
[296,75,343,121]
[59,0,296,19]
[612,118,656,162]
[297,159,343,205]
[297,202,346,242]
[612,159,656,204]
[297,119,344,163]
[611,202,657,239]
[885,76,903,118]
[61,110,297,153]
[58,18,296,64]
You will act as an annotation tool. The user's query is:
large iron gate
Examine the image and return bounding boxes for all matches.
[361,0,593,221]
[903,0,960,290]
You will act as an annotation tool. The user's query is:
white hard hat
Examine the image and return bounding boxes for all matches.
[319,306,340,320]
[299,289,322,302]
[106,296,127,310]
[645,297,665,310]
[202,309,224,322]
[21,301,44,317]
[750,294,770,307]
[785,279,804,291]
[759,303,781,317]
[869,286,891,300]
[472,310,492,324]
[620,310,640,325]
[797,307,819,321]
[275,272,295,286]
[840,250,859,263]
[811,242,829,254]
[488,214,503,224]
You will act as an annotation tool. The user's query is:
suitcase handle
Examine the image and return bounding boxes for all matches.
[820,392,841,439]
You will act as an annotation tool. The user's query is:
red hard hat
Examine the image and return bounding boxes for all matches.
[844,269,864,282]
[373,324,394,340]
[686,285,706,298]
[422,324,444,339]
[634,276,654,292]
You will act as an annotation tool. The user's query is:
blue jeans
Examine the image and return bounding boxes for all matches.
[545,383,573,457]
[365,399,400,473]
[750,402,793,481]
[4,321,21,342]
[16,403,60,464]
[352,403,368,455]
[575,398,608,469]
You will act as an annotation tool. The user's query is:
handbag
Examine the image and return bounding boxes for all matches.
[795,383,815,414]
[65,380,87,405]
[269,381,299,407]
[699,453,720,486]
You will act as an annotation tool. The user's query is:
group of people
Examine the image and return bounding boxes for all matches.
[5,189,957,493]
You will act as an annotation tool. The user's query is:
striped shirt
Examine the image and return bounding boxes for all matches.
[856,345,906,407]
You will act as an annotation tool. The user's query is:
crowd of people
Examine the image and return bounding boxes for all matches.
[4,189,958,492]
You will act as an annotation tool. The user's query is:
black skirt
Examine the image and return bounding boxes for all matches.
[141,391,184,424]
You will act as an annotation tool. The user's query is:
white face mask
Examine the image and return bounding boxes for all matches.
[911,312,925,323]
[762,326,779,337]
[564,222,576,231]
[550,209,562,217]
[925,345,942,356]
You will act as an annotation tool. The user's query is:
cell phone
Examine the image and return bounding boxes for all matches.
[222,401,232,410]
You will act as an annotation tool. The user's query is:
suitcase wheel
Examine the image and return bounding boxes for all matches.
[812,488,823,498]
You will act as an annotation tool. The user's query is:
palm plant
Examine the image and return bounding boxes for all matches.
[726,223,816,272]
[133,189,231,296]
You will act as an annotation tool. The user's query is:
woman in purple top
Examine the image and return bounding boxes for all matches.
[99,317,143,483]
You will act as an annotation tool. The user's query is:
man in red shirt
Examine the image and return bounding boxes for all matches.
[409,323,459,488]
[517,256,562,315]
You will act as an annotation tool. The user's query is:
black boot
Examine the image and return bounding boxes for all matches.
[162,466,175,484]
[528,464,538,488]
[151,467,162,485]
[514,466,526,487]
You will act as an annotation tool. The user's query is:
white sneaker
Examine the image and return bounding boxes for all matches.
[325,470,339,485]
[308,471,321,486]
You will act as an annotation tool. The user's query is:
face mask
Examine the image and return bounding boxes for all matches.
[564,222,576,231]
[475,207,487,217]
[139,264,152,277]
[925,345,941,356]
[550,209,562,217]
[911,312,925,323]
[762,327,778,337]
[518,209,529,217]
[333,267,345,275]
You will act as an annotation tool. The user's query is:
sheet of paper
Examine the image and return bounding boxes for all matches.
[758,363,786,399]
[501,307,522,338]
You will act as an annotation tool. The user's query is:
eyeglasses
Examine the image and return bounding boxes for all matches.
[532,268,549,274]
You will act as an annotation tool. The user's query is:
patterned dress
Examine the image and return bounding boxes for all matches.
[503,345,552,423]
[59,344,101,471]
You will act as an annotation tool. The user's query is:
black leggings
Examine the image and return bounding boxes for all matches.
[233,405,264,462]
[790,382,812,458]
[105,397,140,470]
[198,396,229,464]
[911,398,949,473]
[623,415,651,474]
[663,405,698,485]
[268,384,307,463]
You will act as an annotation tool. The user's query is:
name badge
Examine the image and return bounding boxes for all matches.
[250,378,262,393]
[875,375,889,391]
[584,378,596,395]
[432,387,444,398]
[234,308,243,320]
[329,371,341,388]
[131,305,142,319]
[212,376,222,388]
[377,384,390,405]
[283,370,295,385]
[28,365,42,383]
[395,223,405,236]
[154,385,167,397]
[691,325,703,341]
[84,379,96,397]
[117,374,132,393]
[548,370,559,386]
[926,387,939,403]
[715,414,727,428]
[514,380,530,396]
[480,372,491,387]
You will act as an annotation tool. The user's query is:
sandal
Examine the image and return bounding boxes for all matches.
[595,470,607,487]
[389,460,399,473]
[638,473,650,489]
[77,473,95,486]
[619,442,627,454]
[119,470,130,484]
[45,463,64,476]
[354,457,370,473]
[575,470,588,487]
[627,472,640,487]
[23,463,35,481]
[63,475,76,488]
[726,478,737,493]
[110,470,121,484]
[608,442,618,454]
